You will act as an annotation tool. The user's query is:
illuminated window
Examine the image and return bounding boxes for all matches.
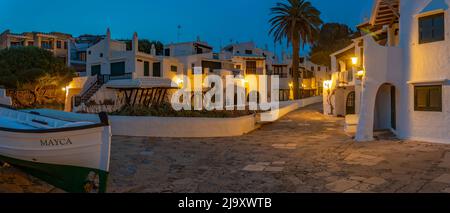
[171,65,178,72]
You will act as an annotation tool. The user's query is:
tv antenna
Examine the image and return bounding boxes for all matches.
[177,25,182,42]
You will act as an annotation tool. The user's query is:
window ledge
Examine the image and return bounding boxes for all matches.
[407,79,448,85]
[415,8,446,18]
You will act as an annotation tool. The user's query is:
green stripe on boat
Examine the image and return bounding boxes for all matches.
[0,155,108,193]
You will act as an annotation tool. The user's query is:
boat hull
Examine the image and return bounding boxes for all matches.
[0,125,111,193]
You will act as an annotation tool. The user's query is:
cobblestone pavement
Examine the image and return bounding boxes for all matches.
[2,103,450,193]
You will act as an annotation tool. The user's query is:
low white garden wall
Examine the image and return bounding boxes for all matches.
[0,89,12,106]
[258,96,323,123]
[32,96,322,138]
[109,114,256,138]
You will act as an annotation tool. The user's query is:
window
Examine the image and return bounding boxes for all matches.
[41,41,52,49]
[318,67,321,71]
[164,48,170,56]
[246,61,257,75]
[202,60,221,73]
[100,53,103,58]
[236,65,241,70]
[171,65,178,72]
[144,61,150,76]
[10,42,22,47]
[78,52,86,61]
[419,13,445,44]
[273,66,287,78]
[56,41,62,49]
[28,41,34,46]
[153,62,161,77]
[110,62,126,76]
[64,41,68,49]
[311,66,315,72]
[91,65,101,76]
[414,85,442,111]
[245,50,253,55]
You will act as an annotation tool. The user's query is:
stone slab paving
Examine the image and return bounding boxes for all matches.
[1,103,450,193]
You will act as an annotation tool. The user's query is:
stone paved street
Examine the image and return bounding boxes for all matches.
[1,103,450,193]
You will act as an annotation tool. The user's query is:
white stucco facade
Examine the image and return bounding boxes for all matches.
[324,0,450,144]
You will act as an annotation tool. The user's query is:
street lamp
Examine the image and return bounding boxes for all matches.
[351,57,358,66]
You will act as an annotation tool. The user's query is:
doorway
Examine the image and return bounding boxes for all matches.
[346,91,356,115]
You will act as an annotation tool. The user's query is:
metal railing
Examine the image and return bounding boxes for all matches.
[338,70,354,84]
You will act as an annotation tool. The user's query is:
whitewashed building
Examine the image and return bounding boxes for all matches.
[65,29,184,112]
[278,53,330,101]
[0,30,72,62]
[324,0,450,143]
[67,34,105,76]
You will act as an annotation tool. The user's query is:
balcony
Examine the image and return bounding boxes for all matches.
[363,34,402,84]
[338,70,355,86]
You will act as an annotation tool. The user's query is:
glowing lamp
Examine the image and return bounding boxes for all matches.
[351,57,358,65]
[323,80,332,89]
[288,82,293,88]
[62,86,70,92]
[356,70,365,77]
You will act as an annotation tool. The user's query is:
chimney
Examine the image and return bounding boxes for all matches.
[132,32,138,53]
[106,28,111,41]
[105,28,111,59]
[151,44,156,55]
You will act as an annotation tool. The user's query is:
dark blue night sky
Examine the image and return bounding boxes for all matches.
[0,0,374,55]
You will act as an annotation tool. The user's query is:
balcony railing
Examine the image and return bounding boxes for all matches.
[338,70,354,85]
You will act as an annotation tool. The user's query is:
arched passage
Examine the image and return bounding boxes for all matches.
[374,83,396,132]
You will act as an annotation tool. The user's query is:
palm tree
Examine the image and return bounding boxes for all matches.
[269,0,323,99]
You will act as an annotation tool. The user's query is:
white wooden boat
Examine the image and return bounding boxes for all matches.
[0,104,111,193]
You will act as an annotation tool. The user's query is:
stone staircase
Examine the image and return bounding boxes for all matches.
[73,76,105,107]
[80,82,103,103]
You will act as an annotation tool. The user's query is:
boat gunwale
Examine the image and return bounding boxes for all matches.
[0,104,110,134]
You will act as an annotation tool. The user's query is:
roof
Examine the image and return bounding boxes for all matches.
[233,54,266,60]
[165,41,212,49]
[368,0,400,29]
[105,78,177,89]
[330,43,356,57]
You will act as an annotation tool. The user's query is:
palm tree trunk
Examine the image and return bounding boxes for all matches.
[292,36,300,100]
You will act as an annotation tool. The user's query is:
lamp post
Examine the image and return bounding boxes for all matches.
[351,56,365,81]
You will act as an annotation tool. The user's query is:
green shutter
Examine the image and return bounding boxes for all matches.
[91,65,101,76]
[144,61,150,76]
[153,62,161,77]
[414,85,442,111]
[110,62,125,76]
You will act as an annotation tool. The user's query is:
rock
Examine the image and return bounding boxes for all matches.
[242,165,265,172]
[363,177,387,186]
[326,179,360,192]
[433,174,450,184]
[264,167,284,172]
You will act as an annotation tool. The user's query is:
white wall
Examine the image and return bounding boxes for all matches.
[400,0,450,143]
[110,114,256,138]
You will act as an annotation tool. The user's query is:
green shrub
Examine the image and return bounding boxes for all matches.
[110,103,260,118]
